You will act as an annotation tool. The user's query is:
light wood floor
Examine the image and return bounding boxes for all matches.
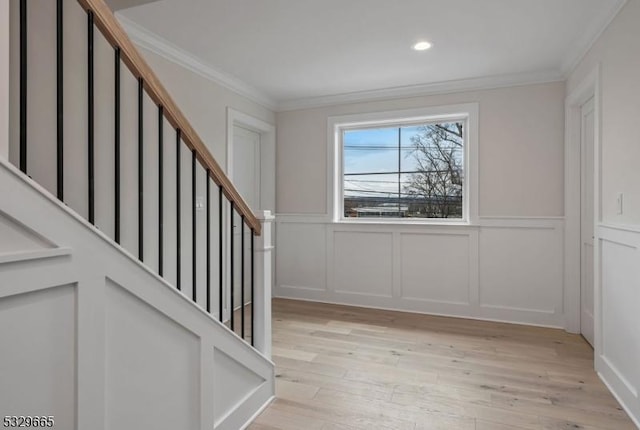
[250,299,635,430]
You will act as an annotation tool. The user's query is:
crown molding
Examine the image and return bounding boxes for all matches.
[116,1,622,114]
[276,70,565,112]
[115,13,278,111]
[560,0,628,77]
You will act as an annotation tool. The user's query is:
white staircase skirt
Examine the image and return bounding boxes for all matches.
[0,159,275,430]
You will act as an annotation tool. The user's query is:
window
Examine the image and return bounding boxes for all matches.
[329,104,478,223]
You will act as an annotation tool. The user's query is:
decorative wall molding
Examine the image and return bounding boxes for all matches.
[600,222,640,236]
[275,213,330,224]
[596,223,640,427]
[276,213,564,228]
[116,14,278,111]
[0,159,275,430]
[278,70,564,112]
[0,247,72,265]
[275,215,565,328]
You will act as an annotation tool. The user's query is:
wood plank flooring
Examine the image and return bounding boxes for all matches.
[250,299,635,430]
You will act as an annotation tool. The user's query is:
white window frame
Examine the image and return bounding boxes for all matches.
[327,103,479,225]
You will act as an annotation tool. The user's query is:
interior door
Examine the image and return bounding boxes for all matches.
[232,125,260,211]
[229,125,260,325]
[580,97,595,347]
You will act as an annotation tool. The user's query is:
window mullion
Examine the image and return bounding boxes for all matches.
[397,127,401,216]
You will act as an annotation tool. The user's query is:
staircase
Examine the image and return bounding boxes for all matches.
[0,1,274,429]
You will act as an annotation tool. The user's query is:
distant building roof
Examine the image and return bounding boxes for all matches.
[353,206,408,216]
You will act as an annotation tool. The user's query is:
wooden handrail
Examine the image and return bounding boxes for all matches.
[77,0,261,235]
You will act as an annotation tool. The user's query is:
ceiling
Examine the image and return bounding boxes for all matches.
[116,0,624,109]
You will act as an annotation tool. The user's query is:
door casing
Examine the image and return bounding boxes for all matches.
[564,65,600,353]
[222,108,275,320]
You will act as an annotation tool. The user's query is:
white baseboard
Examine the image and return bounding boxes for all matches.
[240,395,275,430]
[598,368,640,429]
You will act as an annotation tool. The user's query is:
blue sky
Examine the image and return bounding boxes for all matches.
[343,125,423,197]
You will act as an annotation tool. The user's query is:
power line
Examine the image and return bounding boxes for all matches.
[344,146,462,150]
[345,170,461,176]
[344,189,460,197]
[346,179,413,184]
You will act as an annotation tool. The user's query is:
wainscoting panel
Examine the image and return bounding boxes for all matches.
[0,161,275,430]
[213,348,267,426]
[0,284,77,429]
[275,215,565,327]
[400,233,470,305]
[333,231,393,297]
[276,222,327,291]
[597,224,640,427]
[105,279,201,430]
[0,211,55,254]
[478,226,563,315]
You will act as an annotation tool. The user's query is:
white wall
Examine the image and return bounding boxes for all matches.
[277,82,565,217]
[568,1,640,226]
[7,0,275,316]
[275,82,568,328]
[0,0,9,159]
[567,0,640,426]
[139,47,275,175]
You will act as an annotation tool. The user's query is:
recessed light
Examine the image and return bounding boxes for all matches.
[413,41,432,51]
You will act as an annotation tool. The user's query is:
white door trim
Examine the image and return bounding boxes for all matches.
[579,96,595,347]
[223,108,276,319]
[564,65,601,339]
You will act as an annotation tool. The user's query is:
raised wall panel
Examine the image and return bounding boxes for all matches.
[0,285,76,429]
[276,223,327,291]
[333,231,393,297]
[0,212,54,254]
[105,280,200,430]
[1,154,275,430]
[479,227,561,313]
[601,239,640,397]
[400,233,470,304]
[213,348,266,426]
[276,218,565,327]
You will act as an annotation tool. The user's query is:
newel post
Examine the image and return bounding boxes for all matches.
[254,210,274,358]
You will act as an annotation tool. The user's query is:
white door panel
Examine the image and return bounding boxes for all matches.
[232,125,260,211]
[580,97,595,347]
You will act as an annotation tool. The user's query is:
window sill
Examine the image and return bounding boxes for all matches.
[333,218,477,228]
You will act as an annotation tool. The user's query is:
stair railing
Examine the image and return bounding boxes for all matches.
[15,0,268,350]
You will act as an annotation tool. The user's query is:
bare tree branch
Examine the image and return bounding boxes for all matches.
[404,123,464,218]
